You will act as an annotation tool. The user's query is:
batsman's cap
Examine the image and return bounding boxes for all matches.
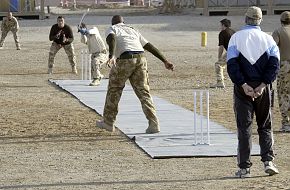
[245,6,262,20]
[281,11,290,22]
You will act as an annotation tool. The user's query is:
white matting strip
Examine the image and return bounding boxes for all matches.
[49,79,260,158]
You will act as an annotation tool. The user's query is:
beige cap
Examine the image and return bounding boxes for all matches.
[281,11,290,22]
[245,6,262,20]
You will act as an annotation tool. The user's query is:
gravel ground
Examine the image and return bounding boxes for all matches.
[0,11,289,190]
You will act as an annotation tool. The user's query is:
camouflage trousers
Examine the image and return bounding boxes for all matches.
[48,42,76,68]
[91,51,108,79]
[214,53,227,81]
[277,60,290,126]
[0,29,20,48]
[103,55,159,128]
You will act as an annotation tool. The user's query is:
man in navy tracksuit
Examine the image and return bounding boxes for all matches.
[227,6,280,178]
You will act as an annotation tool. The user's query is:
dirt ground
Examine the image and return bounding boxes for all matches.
[0,10,289,190]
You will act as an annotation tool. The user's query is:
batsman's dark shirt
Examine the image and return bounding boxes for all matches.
[49,24,74,45]
[218,27,235,50]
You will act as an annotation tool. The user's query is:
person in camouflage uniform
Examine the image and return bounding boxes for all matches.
[0,12,21,50]
[48,16,77,74]
[272,11,290,132]
[96,15,174,134]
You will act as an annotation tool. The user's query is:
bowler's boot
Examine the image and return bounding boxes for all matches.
[145,124,160,134]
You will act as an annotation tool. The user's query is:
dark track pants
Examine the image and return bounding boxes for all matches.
[233,83,275,169]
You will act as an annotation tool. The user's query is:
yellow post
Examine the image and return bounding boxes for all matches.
[201,32,207,47]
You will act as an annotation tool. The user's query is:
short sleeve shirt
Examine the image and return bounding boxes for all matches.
[218,27,235,50]
[272,25,290,61]
[105,23,148,58]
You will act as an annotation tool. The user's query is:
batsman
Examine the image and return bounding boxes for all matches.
[78,22,108,86]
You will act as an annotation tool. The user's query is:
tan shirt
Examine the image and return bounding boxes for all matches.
[272,25,290,61]
[81,27,107,54]
[105,23,148,58]
[1,16,19,31]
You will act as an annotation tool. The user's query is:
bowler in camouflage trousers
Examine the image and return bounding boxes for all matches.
[0,12,21,50]
[96,15,174,134]
[272,11,290,132]
[48,16,77,74]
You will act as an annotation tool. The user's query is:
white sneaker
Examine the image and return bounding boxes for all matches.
[264,161,279,176]
[235,168,251,178]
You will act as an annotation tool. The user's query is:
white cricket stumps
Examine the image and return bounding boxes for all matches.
[81,49,91,80]
[193,90,210,145]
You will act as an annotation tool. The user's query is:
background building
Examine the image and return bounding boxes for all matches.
[0,0,46,19]
[196,0,290,16]
[0,0,289,19]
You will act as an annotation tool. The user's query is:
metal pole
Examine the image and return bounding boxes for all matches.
[200,91,203,144]
[81,50,84,80]
[88,54,91,80]
[194,91,197,145]
[206,90,210,144]
[84,50,88,80]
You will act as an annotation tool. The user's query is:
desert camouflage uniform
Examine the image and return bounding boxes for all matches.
[272,13,290,127]
[103,55,159,128]
[90,52,107,79]
[0,16,20,49]
[48,42,76,68]
[99,17,173,133]
[276,60,290,126]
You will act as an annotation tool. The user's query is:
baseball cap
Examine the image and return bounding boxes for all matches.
[281,11,290,22]
[245,6,262,20]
